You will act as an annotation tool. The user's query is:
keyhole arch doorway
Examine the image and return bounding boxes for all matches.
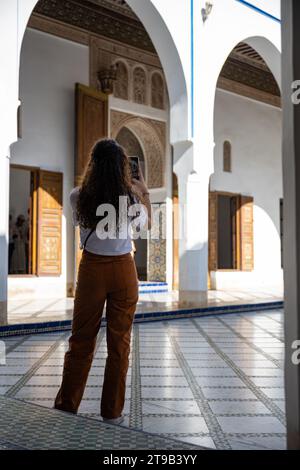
[116,125,148,281]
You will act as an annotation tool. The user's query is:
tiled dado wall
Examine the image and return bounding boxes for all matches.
[148,203,167,282]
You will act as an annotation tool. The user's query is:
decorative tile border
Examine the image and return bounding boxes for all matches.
[139,282,168,294]
[139,283,168,287]
[0,301,284,338]
[139,290,169,294]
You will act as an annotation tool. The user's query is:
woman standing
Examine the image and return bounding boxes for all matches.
[54,139,151,425]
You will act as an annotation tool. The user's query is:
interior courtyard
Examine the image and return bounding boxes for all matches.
[1,0,300,452]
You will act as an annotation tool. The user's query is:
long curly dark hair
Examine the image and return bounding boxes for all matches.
[76,139,136,230]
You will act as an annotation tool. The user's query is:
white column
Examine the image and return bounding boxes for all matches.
[174,142,211,302]
[0,155,10,325]
[0,0,21,324]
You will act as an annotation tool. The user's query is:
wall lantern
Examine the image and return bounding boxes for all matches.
[202,2,213,22]
[97,65,117,94]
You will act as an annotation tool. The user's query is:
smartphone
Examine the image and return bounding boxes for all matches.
[129,156,140,180]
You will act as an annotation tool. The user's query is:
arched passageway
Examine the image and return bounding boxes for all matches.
[210,38,282,293]
[5,0,187,300]
[20,0,189,144]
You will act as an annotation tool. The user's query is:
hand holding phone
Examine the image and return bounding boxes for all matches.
[129,156,140,180]
[131,158,149,198]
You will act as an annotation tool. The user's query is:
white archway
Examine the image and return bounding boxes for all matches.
[18,0,189,145]
[211,36,281,97]
[194,35,281,178]
[210,35,282,170]
[244,36,281,90]
[212,35,282,162]
[211,36,282,291]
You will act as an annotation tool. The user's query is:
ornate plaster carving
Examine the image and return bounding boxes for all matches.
[133,67,147,105]
[90,35,164,94]
[151,72,165,110]
[33,0,155,52]
[219,57,281,98]
[114,61,129,100]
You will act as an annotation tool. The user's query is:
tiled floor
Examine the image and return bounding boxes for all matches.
[0,309,286,450]
[7,287,283,325]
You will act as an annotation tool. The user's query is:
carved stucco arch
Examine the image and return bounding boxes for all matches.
[111,111,165,189]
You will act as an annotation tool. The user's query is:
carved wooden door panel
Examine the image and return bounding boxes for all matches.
[37,170,63,276]
[209,191,218,272]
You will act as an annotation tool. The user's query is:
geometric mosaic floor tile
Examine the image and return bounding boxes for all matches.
[0,395,203,450]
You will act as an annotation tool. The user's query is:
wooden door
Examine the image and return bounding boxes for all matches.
[231,196,238,270]
[37,170,63,276]
[209,191,218,272]
[75,84,109,278]
[29,170,38,275]
[238,195,254,271]
[75,83,109,185]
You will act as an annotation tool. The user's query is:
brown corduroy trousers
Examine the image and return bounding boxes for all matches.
[54,249,139,419]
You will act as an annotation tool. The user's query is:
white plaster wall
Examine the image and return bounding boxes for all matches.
[211,88,283,290]
[9,28,89,299]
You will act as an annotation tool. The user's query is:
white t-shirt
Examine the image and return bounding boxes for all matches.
[70,187,147,256]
